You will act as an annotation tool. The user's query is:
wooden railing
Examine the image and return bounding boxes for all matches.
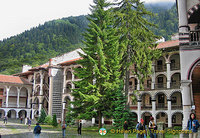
[190,30,200,42]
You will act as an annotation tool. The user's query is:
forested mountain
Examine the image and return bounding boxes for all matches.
[0,3,178,75]
[0,15,88,74]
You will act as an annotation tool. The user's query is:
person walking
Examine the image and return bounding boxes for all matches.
[3,116,7,124]
[20,117,23,124]
[61,121,67,137]
[137,119,147,138]
[28,118,32,131]
[33,123,41,138]
[77,120,82,135]
[187,113,200,138]
[149,117,157,138]
[123,121,128,138]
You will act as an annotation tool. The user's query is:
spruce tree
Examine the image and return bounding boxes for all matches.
[38,108,46,124]
[71,0,122,129]
[52,114,58,127]
[114,0,161,104]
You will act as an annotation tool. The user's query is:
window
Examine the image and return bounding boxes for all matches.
[172,115,176,123]
[161,113,165,117]
[172,97,177,104]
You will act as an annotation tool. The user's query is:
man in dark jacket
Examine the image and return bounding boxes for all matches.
[123,121,128,138]
[33,123,41,138]
[77,120,82,135]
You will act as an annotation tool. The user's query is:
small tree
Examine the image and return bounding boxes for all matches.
[52,114,58,127]
[38,108,46,124]
[44,115,52,125]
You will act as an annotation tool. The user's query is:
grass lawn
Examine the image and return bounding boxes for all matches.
[38,124,180,138]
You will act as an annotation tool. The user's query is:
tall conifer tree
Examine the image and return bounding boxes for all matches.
[71,0,122,128]
[115,0,161,107]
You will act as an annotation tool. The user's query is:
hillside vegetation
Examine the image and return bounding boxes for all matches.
[0,3,178,75]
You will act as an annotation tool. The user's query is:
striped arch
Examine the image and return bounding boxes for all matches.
[187,57,200,80]
[188,3,200,19]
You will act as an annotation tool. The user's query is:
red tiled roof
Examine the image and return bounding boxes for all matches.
[59,57,83,66]
[157,40,179,49]
[0,74,31,85]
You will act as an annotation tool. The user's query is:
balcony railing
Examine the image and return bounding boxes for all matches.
[155,65,166,72]
[170,82,180,89]
[141,105,152,110]
[190,30,200,42]
[155,83,167,89]
[170,63,180,70]
[171,104,182,110]
[130,105,137,110]
[156,103,167,110]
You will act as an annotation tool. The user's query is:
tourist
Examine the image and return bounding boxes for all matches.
[136,119,147,138]
[77,120,82,135]
[187,113,200,138]
[136,122,139,138]
[4,116,7,124]
[33,123,41,138]
[149,117,157,138]
[20,117,23,124]
[28,118,32,131]
[123,121,128,138]
[61,120,67,137]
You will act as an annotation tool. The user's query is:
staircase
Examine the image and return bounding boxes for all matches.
[52,69,63,119]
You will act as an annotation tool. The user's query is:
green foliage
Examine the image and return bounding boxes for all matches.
[65,112,75,126]
[173,126,182,130]
[146,4,178,40]
[112,83,137,129]
[52,114,58,127]
[70,0,122,128]
[44,115,53,125]
[0,15,88,75]
[115,0,162,90]
[38,108,47,124]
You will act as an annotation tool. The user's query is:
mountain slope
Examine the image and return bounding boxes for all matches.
[0,15,88,74]
[0,3,178,75]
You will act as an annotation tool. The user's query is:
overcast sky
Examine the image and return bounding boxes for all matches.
[0,0,175,40]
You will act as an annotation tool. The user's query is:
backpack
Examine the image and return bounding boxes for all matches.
[35,126,41,134]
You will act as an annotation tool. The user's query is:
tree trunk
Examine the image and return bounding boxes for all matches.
[98,110,102,129]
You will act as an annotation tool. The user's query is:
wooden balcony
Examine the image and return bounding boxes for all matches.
[156,103,167,110]
[155,65,166,72]
[155,83,167,89]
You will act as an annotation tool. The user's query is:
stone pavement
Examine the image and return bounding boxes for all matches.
[0,119,100,138]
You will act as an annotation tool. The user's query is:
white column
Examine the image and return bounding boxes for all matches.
[177,0,188,31]
[102,117,104,125]
[151,63,155,89]
[137,100,141,122]
[16,111,19,118]
[63,68,66,93]
[31,108,34,119]
[72,70,75,81]
[62,102,66,121]
[152,100,156,119]
[6,87,10,108]
[167,99,172,128]
[27,90,31,108]
[92,118,95,125]
[166,62,171,89]
[137,79,140,90]
[17,87,20,108]
[33,73,36,92]
[39,103,42,116]
[40,73,44,95]
[181,80,192,129]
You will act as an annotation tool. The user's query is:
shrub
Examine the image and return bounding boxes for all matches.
[38,108,47,124]
[52,114,58,127]
[44,115,52,125]
[173,126,182,130]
